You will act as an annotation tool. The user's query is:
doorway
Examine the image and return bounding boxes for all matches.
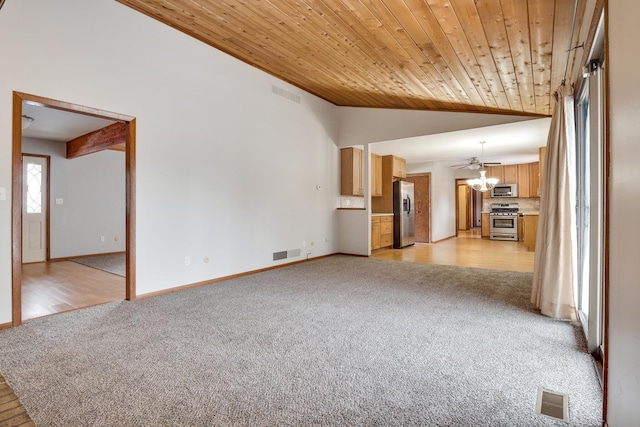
[455,179,481,234]
[11,92,137,326]
[405,174,431,243]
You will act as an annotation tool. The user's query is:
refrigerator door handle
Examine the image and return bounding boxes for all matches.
[407,195,411,215]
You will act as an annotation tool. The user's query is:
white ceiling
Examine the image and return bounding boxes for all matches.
[371,118,551,167]
[22,102,117,142]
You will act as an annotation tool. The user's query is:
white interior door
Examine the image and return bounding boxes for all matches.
[22,155,48,263]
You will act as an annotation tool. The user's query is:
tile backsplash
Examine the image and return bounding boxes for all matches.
[340,196,365,208]
[483,197,540,213]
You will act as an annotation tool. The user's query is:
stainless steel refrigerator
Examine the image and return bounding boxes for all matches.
[393,180,415,248]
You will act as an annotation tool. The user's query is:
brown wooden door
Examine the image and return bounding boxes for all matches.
[457,184,470,230]
[405,174,430,243]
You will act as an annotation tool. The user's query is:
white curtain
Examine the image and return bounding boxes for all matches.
[531,85,578,320]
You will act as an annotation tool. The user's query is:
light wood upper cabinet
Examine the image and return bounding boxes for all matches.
[503,164,518,184]
[517,164,531,198]
[529,162,540,197]
[487,166,504,183]
[482,161,541,199]
[341,147,364,196]
[372,155,406,213]
[371,153,382,197]
[392,156,406,178]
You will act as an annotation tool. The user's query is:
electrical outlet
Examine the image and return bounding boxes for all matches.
[203,256,210,264]
[184,257,190,266]
[100,236,105,242]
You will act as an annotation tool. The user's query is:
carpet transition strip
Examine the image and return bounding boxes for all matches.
[0,373,34,427]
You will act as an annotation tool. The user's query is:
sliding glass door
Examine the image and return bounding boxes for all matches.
[575,40,606,361]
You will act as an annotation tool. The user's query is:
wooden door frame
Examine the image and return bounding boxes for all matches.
[12,91,137,326]
[21,153,51,262]
[406,173,432,243]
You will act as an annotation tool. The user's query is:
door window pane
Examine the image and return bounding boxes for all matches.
[26,163,42,214]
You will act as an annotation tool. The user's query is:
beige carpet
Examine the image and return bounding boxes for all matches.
[0,256,602,426]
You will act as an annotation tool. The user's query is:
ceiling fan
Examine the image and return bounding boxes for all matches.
[453,157,501,170]
[452,141,501,170]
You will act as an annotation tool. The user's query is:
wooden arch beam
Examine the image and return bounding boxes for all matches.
[66,121,126,159]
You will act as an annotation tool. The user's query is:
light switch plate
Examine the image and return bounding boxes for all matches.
[0,187,6,201]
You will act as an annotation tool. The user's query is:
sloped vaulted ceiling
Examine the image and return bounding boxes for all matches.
[117,0,594,117]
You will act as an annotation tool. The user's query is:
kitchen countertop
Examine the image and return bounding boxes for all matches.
[519,212,540,215]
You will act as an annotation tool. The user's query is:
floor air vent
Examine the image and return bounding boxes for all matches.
[535,387,569,422]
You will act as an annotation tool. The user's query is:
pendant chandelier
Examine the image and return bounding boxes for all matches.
[467,141,499,192]
[467,169,499,192]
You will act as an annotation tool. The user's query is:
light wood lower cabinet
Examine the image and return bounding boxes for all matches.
[523,214,539,251]
[371,219,380,250]
[481,213,490,238]
[372,215,393,250]
[380,216,393,247]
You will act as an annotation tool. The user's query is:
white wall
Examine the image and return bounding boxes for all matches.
[0,0,340,321]
[22,137,126,258]
[406,162,456,242]
[606,2,640,424]
[337,107,535,146]
[337,210,369,255]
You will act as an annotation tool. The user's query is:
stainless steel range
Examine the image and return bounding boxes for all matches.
[489,203,519,241]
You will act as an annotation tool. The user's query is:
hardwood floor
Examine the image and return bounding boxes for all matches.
[371,229,535,273]
[22,261,125,321]
[0,373,34,427]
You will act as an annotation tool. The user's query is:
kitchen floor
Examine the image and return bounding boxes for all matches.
[370,229,535,273]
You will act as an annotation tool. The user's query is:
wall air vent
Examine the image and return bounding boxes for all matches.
[273,251,287,261]
[535,387,569,422]
[287,249,301,258]
[271,85,301,104]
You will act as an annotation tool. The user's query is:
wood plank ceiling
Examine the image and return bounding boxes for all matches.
[117,0,589,117]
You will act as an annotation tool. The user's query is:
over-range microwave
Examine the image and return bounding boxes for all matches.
[491,183,518,198]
